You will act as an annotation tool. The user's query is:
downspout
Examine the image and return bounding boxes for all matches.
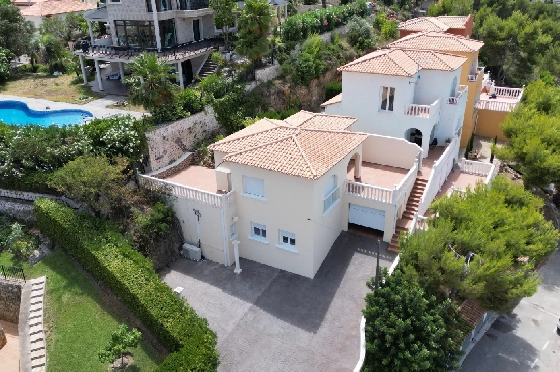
[220,194,229,266]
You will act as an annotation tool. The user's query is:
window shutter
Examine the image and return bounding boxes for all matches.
[244,176,264,197]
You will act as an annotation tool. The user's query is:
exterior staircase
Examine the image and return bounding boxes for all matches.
[197,57,218,80]
[388,177,428,252]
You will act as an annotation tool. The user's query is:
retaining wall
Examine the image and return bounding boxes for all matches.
[0,280,23,324]
[146,107,220,172]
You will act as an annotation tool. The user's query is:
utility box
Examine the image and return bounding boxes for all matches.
[181,243,201,261]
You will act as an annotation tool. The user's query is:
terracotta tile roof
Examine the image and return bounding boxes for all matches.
[21,0,96,17]
[338,48,466,76]
[321,93,342,107]
[223,128,367,179]
[209,111,365,179]
[388,32,484,53]
[398,16,469,32]
[459,299,487,328]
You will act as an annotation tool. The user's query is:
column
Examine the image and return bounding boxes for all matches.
[177,62,184,89]
[87,20,95,44]
[119,62,125,84]
[200,18,204,39]
[79,55,88,85]
[233,240,242,274]
[150,0,162,51]
[284,5,288,19]
[94,60,104,91]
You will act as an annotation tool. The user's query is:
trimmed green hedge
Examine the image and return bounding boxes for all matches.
[34,199,219,371]
[281,1,368,43]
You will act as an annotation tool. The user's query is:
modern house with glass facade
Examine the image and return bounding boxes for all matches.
[77,0,227,91]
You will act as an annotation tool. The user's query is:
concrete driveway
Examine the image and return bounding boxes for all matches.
[160,231,397,372]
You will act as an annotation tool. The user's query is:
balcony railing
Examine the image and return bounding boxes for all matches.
[345,181,393,203]
[404,99,440,119]
[77,37,224,61]
[460,159,494,176]
[492,86,523,99]
[476,100,518,112]
[447,85,468,105]
[467,74,477,82]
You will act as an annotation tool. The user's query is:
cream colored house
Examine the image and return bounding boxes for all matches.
[321,48,469,158]
[139,112,425,278]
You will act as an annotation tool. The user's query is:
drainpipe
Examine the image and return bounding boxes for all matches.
[220,193,229,266]
[193,209,201,248]
[150,0,162,51]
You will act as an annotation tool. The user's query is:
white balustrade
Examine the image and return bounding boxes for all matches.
[404,99,440,118]
[493,86,523,98]
[137,174,233,208]
[447,97,458,105]
[344,180,394,203]
[394,161,418,206]
[468,74,477,82]
[461,159,494,176]
[476,100,518,112]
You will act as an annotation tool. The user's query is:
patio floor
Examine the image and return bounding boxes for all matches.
[347,160,409,189]
[160,231,397,372]
[436,170,486,197]
[164,165,222,194]
[0,321,19,372]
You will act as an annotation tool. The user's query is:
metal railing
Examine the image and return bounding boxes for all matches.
[0,264,26,282]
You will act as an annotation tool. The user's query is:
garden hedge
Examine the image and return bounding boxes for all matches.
[34,199,219,371]
[281,1,368,43]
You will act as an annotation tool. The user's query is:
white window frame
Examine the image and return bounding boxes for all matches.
[380,86,395,112]
[276,230,297,253]
[323,175,340,214]
[243,176,266,201]
[249,222,268,243]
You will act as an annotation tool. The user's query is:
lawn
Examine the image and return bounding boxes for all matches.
[0,248,164,371]
[0,73,104,104]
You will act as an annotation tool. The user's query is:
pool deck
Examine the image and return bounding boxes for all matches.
[0,94,146,120]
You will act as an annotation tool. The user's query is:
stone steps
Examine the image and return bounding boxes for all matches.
[26,276,47,371]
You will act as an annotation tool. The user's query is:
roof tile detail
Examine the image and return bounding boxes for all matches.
[338,48,467,76]
[398,16,469,32]
[21,0,96,17]
[459,299,487,328]
[388,32,484,53]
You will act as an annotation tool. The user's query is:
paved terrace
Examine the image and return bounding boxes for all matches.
[347,159,409,189]
[164,165,223,194]
[161,232,397,372]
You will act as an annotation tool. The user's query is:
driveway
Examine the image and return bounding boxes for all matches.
[461,248,560,371]
[160,231,397,372]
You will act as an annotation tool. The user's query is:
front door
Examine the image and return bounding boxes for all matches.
[193,19,201,42]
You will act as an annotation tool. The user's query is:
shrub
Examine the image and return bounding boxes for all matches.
[294,52,316,85]
[177,87,205,115]
[0,47,13,83]
[198,73,230,100]
[381,20,399,40]
[34,199,219,370]
[281,1,368,44]
[150,98,189,124]
[346,16,374,51]
[325,81,342,101]
[133,202,174,248]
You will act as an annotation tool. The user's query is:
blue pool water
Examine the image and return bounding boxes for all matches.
[0,100,93,127]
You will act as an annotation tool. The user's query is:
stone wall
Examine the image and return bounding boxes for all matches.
[258,68,340,112]
[149,152,194,179]
[146,106,220,172]
[0,198,35,221]
[255,62,281,83]
[0,280,23,324]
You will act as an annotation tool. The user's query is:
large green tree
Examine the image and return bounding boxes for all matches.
[427,0,473,16]
[126,52,178,111]
[399,176,558,313]
[236,0,273,67]
[362,268,465,372]
[0,3,35,56]
[210,0,237,50]
[497,80,560,187]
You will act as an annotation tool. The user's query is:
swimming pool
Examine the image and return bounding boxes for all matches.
[0,100,93,127]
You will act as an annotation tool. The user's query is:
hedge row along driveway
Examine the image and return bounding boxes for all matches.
[34,199,219,371]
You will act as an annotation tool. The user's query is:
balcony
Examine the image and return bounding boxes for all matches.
[477,86,523,112]
[447,85,468,105]
[404,99,440,119]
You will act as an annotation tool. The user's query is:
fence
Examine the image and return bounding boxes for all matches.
[0,264,26,282]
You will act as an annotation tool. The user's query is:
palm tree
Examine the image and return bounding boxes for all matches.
[126,52,178,111]
[39,34,65,73]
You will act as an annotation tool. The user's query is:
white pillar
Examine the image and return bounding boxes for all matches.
[200,18,204,39]
[233,240,242,274]
[87,20,95,44]
[79,55,88,85]
[94,60,104,91]
[178,62,184,89]
[284,5,288,19]
[119,62,125,84]
[150,0,162,51]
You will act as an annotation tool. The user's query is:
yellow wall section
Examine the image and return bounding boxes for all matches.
[475,109,510,142]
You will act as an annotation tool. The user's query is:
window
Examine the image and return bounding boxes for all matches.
[114,20,156,48]
[250,222,267,242]
[380,86,395,112]
[229,222,237,239]
[243,176,265,198]
[279,230,296,246]
[146,0,173,12]
[323,175,340,213]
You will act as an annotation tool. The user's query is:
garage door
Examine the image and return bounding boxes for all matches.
[349,204,385,231]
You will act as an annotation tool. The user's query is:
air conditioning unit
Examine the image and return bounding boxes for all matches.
[181,243,201,261]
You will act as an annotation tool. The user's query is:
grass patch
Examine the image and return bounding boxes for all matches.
[0,249,164,371]
[107,100,148,113]
[0,73,104,104]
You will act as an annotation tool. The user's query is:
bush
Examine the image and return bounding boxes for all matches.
[0,47,13,83]
[281,1,368,44]
[325,81,342,100]
[381,20,399,40]
[133,202,174,248]
[346,16,374,51]
[177,87,205,115]
[34,199,219,370]
[150,98,189,124]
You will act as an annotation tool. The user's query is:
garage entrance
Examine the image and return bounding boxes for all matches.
[348,204,385,237]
